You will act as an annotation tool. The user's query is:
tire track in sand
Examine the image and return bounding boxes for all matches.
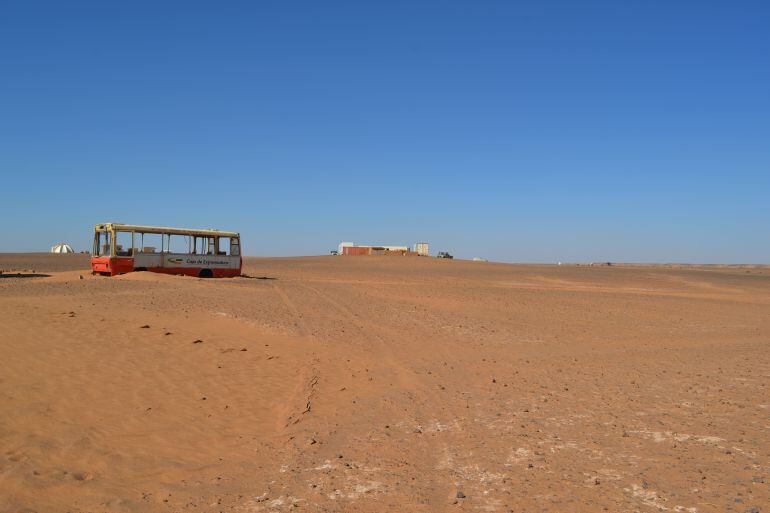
[270,283,322,433]
[271,282,311,339]
[294,281,461,506]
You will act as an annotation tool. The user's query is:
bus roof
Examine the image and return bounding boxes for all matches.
[94,223,239,238]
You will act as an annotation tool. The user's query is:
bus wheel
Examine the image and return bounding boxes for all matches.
[199,269,213,278]
[134,267,147,272]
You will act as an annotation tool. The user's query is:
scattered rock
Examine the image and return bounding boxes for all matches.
[193,340,203,344]
[456,491,466,499]
[140,325,150,329]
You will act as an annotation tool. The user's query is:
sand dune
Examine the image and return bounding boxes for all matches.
[1,255,768,512]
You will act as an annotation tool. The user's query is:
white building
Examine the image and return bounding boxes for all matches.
[51,243,74,253]
[414,242,429,256]
[338,241,354,254]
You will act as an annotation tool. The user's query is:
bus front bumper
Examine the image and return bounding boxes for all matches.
[91,257,133,276]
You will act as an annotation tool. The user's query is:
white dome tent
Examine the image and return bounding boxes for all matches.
[51,243,74,254]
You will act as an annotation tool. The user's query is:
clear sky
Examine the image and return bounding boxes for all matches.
[1,1,768,262]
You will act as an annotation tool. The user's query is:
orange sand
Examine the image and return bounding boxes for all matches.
[1,255,768,512]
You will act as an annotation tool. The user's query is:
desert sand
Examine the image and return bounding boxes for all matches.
[1,254,768,513]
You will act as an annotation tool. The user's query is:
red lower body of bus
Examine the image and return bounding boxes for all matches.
[91,257,241,278]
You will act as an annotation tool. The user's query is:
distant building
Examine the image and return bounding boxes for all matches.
[338,242,421,256]
[414,242,429,256]
[51,243,74,254]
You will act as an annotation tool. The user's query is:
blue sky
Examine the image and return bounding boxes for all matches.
[1,1,768,262]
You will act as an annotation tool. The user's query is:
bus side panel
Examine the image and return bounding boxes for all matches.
[212,268,241,278]
[144,267,240,278]
[147,267,200,277]
[160,253,241,275]
[92,254,240,278]
[134,252,163,270]
[111,258,134,275]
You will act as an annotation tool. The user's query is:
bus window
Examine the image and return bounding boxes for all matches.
[193,236,213,254]
[231,238,240,256]
[98,232,112,256]
[168,235,190,254]
[138,233,161,253]
[192,236,204,254]
[116,232,133,257]
[217,237,229,255]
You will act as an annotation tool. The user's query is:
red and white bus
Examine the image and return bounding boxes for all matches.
[91,223,241,278]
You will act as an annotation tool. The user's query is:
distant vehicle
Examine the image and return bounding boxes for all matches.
[91,223,241,278]
[437,251,453,259]
[330,250,339,255]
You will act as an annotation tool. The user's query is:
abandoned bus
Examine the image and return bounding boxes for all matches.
[91,223,241,278]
